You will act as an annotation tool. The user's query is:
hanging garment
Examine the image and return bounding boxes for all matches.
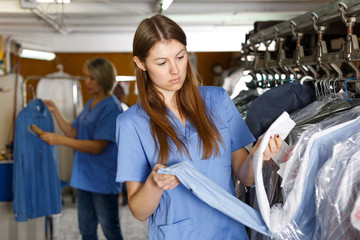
[314,132,360,240]
[245,81,316,139]
[36,71,83,182]
[13,98,61,222]
[289,96,354,125]
[158,161,271,237]
[258,107,360,239]
[232,88,259,118]
[252,112,296,232]
[222,68,244,96]
[288,95,360,145]
[351,195,360,232]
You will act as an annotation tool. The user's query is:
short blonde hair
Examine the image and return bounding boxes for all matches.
[84,58,117,95]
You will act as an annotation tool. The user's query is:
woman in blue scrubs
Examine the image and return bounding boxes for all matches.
[116,14,282,240]
[40,58,124,240]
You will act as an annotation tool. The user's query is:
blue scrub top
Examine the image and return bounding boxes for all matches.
[71,95,123,194]
[116,86,255,240]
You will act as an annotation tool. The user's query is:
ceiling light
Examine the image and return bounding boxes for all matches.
[37,0,71,3]
[160,0,173,11]
[116,76,136,82]
[15,40,56,61]
[19,49,56,61]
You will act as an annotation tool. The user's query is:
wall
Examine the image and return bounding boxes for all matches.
[18,51,237,106]
[196,52,237,86]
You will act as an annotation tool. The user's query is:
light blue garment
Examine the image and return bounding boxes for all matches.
[158,161,271,236]
[70,95,122,194]
[293,117,360,239]
[13,99,61,222]
[314,132,360,240]
[272,108,360,239]
[116,86,255,240]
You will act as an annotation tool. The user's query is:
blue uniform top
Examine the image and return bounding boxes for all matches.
[13,99,61,221]
[70,95,123,194]
[116,86,255,240]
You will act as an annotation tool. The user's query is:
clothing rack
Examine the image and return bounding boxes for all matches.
[248,0,360,44]
[242,0,360,81]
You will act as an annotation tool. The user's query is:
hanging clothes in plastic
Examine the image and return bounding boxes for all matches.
[13,98,61,222]
[242,81,316,240]
[288,91,360,145]
[255,107,360,239]
[36,68,83,182]
[314,131,360,240]
[250,85,360,240]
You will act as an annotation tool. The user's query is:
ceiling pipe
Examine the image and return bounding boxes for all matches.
[31,8,68,35]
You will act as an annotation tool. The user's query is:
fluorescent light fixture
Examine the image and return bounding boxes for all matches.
[116,76,136,82]
[19,49,56,61]
[37,0,71,3]
[160,0,173,11]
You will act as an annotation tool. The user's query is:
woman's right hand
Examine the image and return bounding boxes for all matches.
[151,164,180,191]
[40,132,63,145]
[43,100,57,113]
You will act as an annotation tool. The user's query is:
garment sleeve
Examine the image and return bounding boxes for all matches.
[12,114,28,221]
[222,88,255,152]
[72,99,89,131]
[93,105,120,142]
[72,114,79,130]
[115,114,151,183]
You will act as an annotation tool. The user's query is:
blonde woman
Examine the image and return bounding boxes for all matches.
[41,58,123,240]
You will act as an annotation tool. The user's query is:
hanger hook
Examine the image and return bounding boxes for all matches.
[56,64,64,72]
[328,77,336,97]
[345,78,355,102]
[314,79,321,99]
[320,78,326,99]
[332,77,342,97]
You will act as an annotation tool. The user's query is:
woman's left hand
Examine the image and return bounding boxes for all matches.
[250,135,283,161]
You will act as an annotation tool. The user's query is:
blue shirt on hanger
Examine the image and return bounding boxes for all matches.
[13,98,61,222]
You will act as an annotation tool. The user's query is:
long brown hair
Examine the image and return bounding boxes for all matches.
[133,14,223,165]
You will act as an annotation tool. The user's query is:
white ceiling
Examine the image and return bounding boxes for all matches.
[0,0,334,52]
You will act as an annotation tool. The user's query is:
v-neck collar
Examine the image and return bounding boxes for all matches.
[88,95,111,112]
[167,107,186,128]
[167,108,197,140]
